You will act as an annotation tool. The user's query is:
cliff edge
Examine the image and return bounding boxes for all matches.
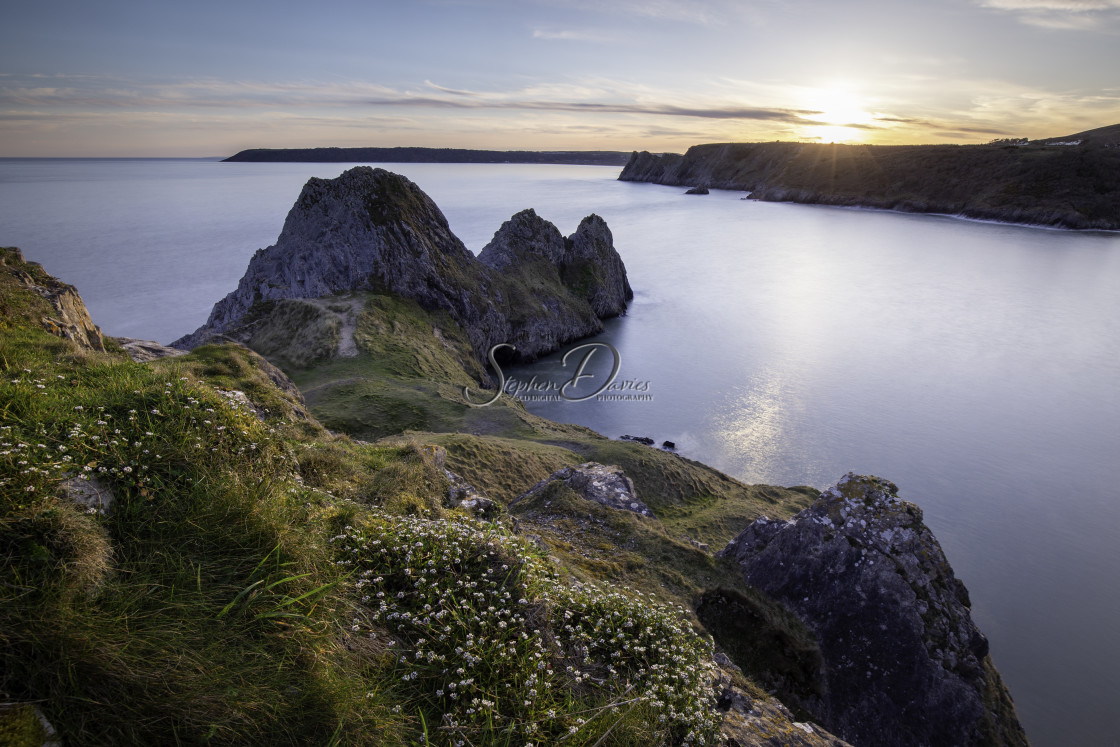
[619,123,1120,230]
[1,247,105,353]
[717,473,1028,746]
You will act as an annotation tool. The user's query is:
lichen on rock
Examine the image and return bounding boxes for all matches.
[512,462,653,517]
[718,473,1029,747]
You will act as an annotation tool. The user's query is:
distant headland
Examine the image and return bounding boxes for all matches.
[620,123,1120,230]
[223,146,630,166]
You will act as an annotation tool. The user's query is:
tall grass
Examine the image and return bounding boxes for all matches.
[3,319,724,744]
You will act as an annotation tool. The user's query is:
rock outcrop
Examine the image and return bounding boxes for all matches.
[717,687,853,747]
[113,337,188,362]
[718,473,1028,747]
[512,462,653,517]
[2,247,104,352]
[173,167,632,367]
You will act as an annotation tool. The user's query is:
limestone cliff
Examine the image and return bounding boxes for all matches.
[619,123,1120,230]
[717,473,1028,747]
[174,167,632,366]
[1,247,104,352]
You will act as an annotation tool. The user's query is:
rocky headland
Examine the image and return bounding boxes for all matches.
[619,123,1120,230]
[174,166,632,370]
[713,473,1028,746]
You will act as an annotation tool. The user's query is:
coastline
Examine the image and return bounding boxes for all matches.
[618,134,1120,232]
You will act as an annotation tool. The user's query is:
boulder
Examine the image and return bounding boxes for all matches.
[58,474,116,516]
[112,337,187,362]
[513,462,653,517]
[718,473,1028,746]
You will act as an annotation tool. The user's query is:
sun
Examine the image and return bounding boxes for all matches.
[801,87,874,143]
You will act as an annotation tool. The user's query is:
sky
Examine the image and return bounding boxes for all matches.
[2,0,1120,156]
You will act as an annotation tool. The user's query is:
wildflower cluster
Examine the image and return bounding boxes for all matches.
[551,581,722,743]
[333,515,720,745]
[1,364,280,513]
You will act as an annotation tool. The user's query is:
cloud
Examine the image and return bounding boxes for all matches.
[0,74,819,127]
[977,0,1120,28]
[531,28,620,42]
[5,70,1117,153]
[364,94,818,123]
[424,81,479,97]
[981,0,1120,9]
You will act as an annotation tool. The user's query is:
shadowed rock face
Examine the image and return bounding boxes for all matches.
[174,167,632,366]
[718,473,1029,747]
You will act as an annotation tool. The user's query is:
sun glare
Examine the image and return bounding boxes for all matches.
[802,87,874,143]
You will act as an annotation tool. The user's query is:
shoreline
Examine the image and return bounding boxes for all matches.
[661,181,1120,234]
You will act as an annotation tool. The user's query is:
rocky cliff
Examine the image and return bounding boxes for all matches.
[717,473,1028,747]
[174,167,631,366]
[1,246,104,352]
[619,123,1120,230]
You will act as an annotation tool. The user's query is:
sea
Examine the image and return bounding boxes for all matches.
[2,157,1118,746]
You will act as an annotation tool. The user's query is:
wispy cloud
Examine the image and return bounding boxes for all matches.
[978,0,1120,28]
[0,74,819,126]
[364,94,817,123]
[981,0,1120,9]
[4,69,1118,155]
[531,27,619,42]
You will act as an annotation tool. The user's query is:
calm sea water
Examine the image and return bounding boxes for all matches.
[2,158,1118,745]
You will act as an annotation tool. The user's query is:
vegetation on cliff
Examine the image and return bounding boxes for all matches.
[2,159,1029,745]
[0,246,826,744]
[619,123,1120,230]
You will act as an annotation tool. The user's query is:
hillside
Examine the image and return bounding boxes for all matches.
[1,167,1028,745]
[1,243,843,745]
[619,123,1120,230]
[224,147,631,166]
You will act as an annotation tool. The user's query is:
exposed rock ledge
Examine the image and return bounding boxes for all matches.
[511,462,653,517]
[718,473,1029,747]
[173,167,632,366]
[2,247,104,352]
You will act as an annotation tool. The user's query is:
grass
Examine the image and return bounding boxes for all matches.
[0,323,386,743]
[332,514,721,745]
[2,247,772,745]
[1,243,843,745]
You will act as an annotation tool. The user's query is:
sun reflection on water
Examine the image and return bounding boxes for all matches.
[711,369,794,486]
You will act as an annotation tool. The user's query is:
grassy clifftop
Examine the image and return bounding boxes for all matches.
[620,123,1120,230]
[1,247,825,745]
